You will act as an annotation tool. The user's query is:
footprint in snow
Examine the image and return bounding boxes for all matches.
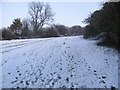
[58,76,61,79]
[74,62,76,65]
[53,72,56,74]
[26,81,29,85]
[23,53,25,55]
[61,85,66,88]
[17,87,19,89]
[99,80,106,84]
[93,70,97,75]
[88,68,90,71]
[88,66,91,68]
[81,85,86,88]
[17,70,20,73]
[71,85,75,88]
[20,81,23,83]
[19,73,22,76]
[66,77,69,83]
[102,76,106,79]
[68,56,71,58]
[71,74,73,77]
[15,77,18,79]
[72,55,74,58]
[8,73,11,75]
[11,80,18,84]
[66,46,70,49]
[60,63,62,65]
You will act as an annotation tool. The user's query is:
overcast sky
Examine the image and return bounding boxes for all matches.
[1,2,102,29]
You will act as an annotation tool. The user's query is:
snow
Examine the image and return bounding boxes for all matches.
[1,36,119,88]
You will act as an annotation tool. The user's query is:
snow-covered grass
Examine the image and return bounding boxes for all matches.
[1,36,119,88]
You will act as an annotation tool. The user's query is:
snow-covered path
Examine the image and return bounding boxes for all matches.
[1,36,119,88]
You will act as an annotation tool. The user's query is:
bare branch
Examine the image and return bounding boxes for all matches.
[28,2,54,33]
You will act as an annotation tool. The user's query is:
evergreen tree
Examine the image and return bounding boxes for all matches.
[10,18,22,38]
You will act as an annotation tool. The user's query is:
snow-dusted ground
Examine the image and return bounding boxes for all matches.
[1,36,119,88]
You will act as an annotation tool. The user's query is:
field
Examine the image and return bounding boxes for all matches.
[1,36,119,88]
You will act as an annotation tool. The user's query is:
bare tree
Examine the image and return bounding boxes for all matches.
[21,19,30,38]
[28,2,54,36]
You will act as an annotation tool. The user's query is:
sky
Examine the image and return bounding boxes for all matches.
[0,2,102,29]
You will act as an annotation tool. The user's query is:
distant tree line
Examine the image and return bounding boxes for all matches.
[1,18,83,40]
[83,2,119,49]
[1,2,83,40]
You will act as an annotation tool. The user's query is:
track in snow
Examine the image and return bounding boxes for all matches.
[1,36,119,88]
